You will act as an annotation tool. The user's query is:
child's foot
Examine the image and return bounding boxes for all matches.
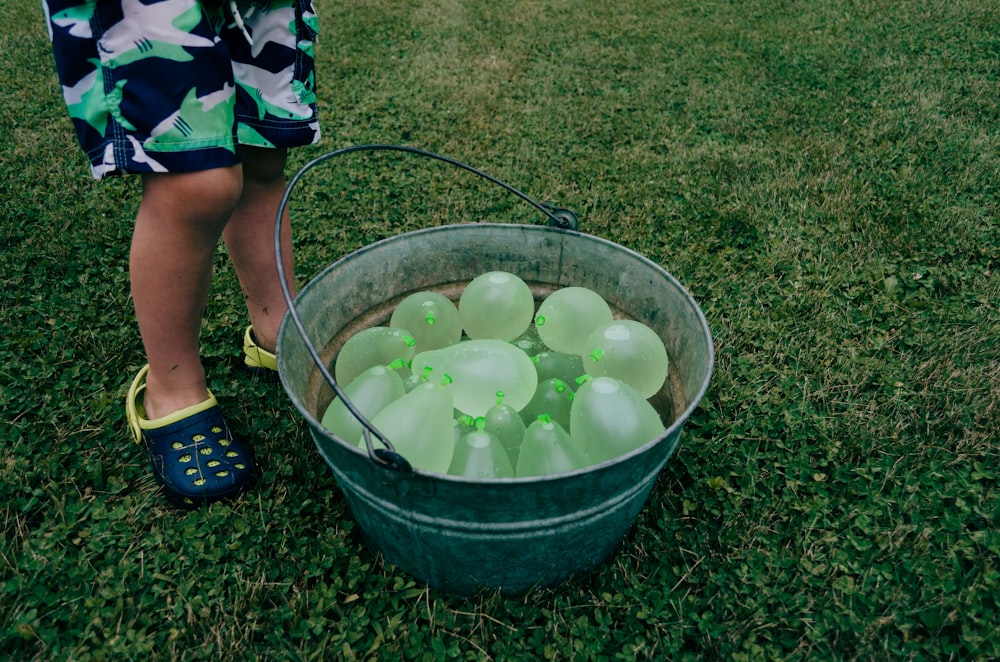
[243,325,278,375]
[126,365,257,509]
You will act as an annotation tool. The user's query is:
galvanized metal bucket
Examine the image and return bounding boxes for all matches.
[275,146,714,595]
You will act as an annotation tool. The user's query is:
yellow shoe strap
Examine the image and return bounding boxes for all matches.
[126,365,218,442]
[243,325,278,371]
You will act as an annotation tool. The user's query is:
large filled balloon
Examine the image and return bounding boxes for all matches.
[335,326,415,386]
[516,417,590,477]
[411,339,538,417]
[534,286,613,355]
[362,381,455,474]
[322,365,405,443]
[390,291,462,354]
[458,271,535,341]
[449,425,515,479]
[570,376,665,464]
[581,320,669,398]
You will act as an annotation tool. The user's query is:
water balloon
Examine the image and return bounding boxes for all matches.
[519,378,574,431]
[482,391,527,466]
[511,326,546,357]
[448,422,515,479]
[516,416,590,477]
[411,339,538,417]
[362,381,455,474]
[532,351,586,390]
[390,291,462,353]
[335,326,415,386]
[581,320,669,398]
[570,376,665,464]
[321,365,405,443]
[535,286,613,355]
[459,271,534,341]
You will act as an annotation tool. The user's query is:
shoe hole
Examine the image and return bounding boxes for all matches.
[225,451,239,458]
[200,447,213,456]
[234,463,246,470]
[192,434,206,442]
[185,468,199,476]
[211,426,223,434]
[215,470,230,478]
[171,442,184,450]
[179,454,192,463]
[193,478,206,487]
[218,438,231,447]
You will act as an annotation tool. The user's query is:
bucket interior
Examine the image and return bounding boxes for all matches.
[307,279,682,436]
[280,223,713,461]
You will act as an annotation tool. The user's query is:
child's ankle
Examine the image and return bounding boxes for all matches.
[142,369,212,421]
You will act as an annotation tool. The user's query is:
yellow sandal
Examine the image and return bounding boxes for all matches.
[243,325,277,373]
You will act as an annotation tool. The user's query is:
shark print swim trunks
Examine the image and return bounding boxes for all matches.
[42,0,320,179]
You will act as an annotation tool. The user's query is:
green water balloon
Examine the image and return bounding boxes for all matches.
[448,427,515,479]
[459,271,535,341]
[361,381,455,474]
[519,378,574,431]
[321,365,405,444]
[580,320,669,399]
[532,351,586,390]
[335,326,416,386]
[534,286,613,355]
[390,291,462,353]
[570,376,665,465]
[411,339,538,417]
[516,416,590,478]
[482,391,527,466]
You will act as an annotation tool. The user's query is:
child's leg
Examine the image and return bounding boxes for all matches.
[132,166,243,420]
[222,146,295,353]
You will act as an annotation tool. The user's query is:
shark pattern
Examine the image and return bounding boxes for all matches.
[60,64,106,133]
[91,138,168,178]
[242,4,296,59]
[49,4,94,39]
[98,0,218,67]
[128,135,169,171]
[234,61,314,121]
[145,83,237,152]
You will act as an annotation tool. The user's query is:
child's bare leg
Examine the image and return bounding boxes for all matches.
[131,166,243,419]
[222,145,295,352]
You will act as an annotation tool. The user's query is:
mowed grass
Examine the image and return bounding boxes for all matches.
[2,0,998,659]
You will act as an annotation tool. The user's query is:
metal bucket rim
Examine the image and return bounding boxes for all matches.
[278,222,715,482]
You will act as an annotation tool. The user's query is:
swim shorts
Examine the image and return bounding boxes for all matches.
[42,0,321,179]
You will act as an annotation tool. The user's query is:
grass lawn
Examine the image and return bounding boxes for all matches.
[2,0,998,659]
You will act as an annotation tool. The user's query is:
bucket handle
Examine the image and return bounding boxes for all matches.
[274,144,579,471]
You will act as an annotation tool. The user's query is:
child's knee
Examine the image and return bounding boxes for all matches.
[241,146,289,187]
[142,166,244,226]
[193,167,245,219]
